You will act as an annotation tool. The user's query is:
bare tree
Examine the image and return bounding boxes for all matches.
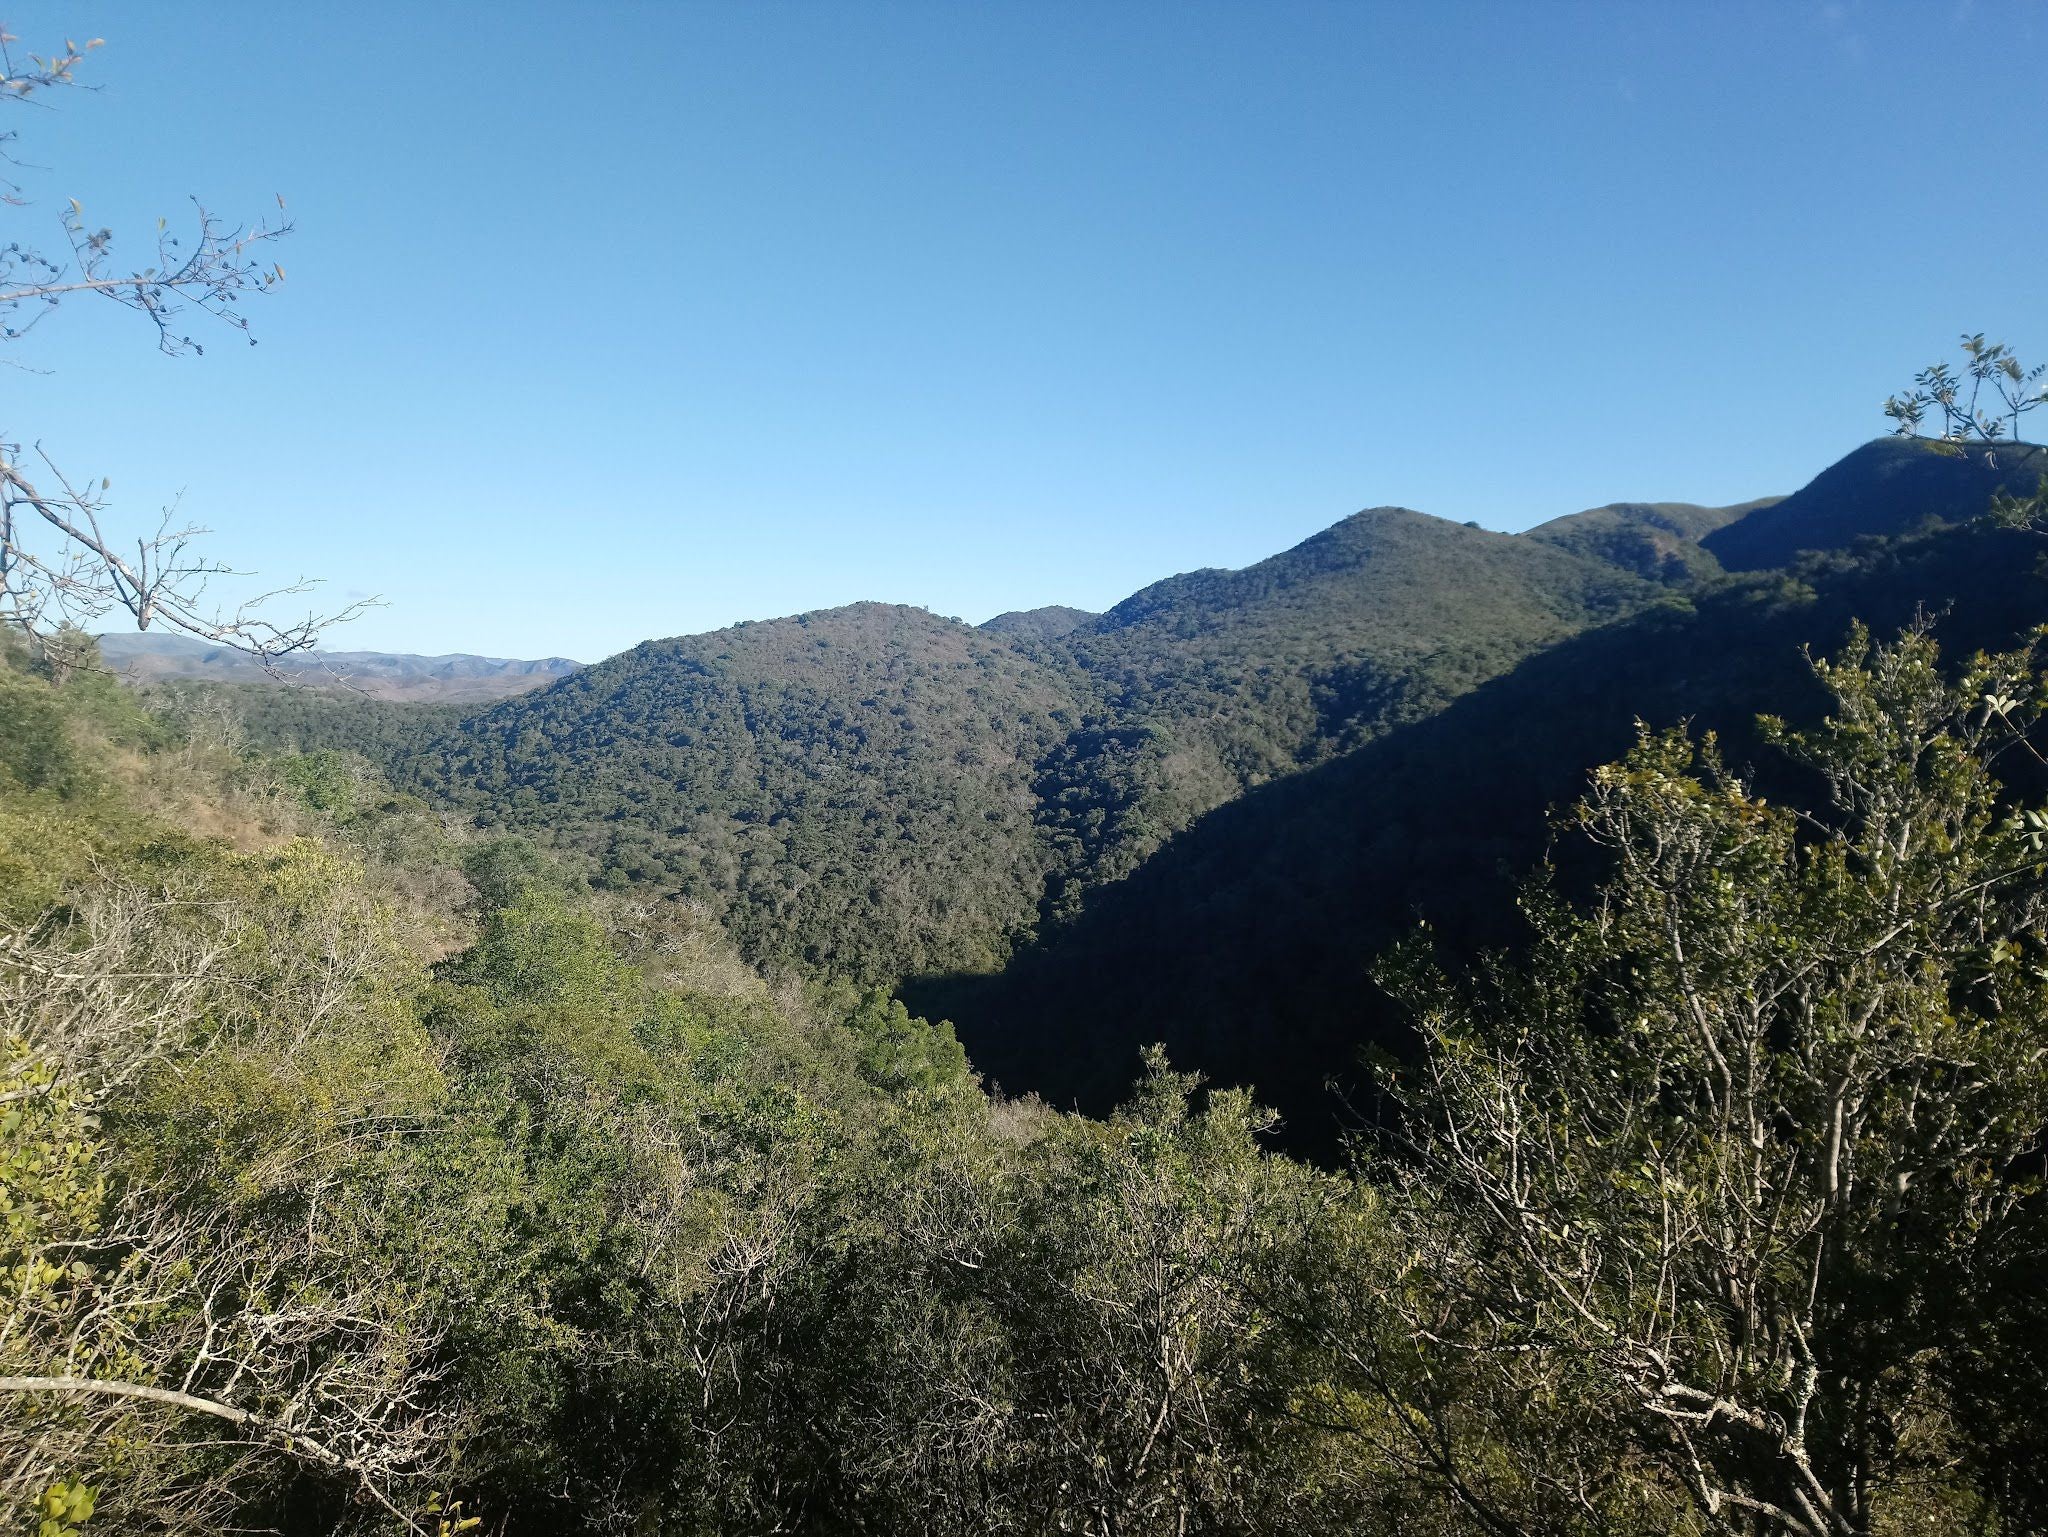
[1,875,454,1532]
[0,29,372,669]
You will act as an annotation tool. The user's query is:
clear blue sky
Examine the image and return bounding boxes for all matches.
[8,1,2045,661]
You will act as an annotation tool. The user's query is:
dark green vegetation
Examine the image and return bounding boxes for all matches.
[979,603,1098,640]
[406,602,1078,979]
[1701,436,2041,570]
[199,436,2048,1158]
[1524,495,1775,582]
[9,595,2048,1535]
[353,502,1661,984]
[918,519,2048,1148]
[216,438,2039,1123]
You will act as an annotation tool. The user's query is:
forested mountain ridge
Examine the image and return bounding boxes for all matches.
[402,602,1085,980]
[915,513,2048,1150]
[206,436,2044,1001]
[1052,504,1658,768]
[18,437,2048,1536]
[1524,495,1777,582]
[18,604,2048,1534]
[384,502,1669,979]
[1703,435,2043,569]
[979,604,1098,639]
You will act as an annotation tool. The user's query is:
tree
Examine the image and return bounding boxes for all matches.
[1371,623,2048,1536]
[1883,333,2046,448]
[0,30,369,668]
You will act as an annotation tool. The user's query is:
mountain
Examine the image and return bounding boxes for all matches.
[97,632,581,703]
[1702,436,2043,570]
[1058,506,1656,775]
[392,509,1663,982]
[912,520,2048,1152]
[1525,496,1777,582]
[403,603,1084,981]
[980,605,1098,640]
[251,434,2045,1137]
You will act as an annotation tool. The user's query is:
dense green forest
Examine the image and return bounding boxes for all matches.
[8,14,2047,1531]
[917,514,2048,1149]
[227,495,1671,982]
[11,553,2048,1534]
[214,436,2048,1152]
[12,331,2048,1533]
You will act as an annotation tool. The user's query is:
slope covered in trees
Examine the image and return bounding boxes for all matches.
[913,515,2048,1151]
[183,438,2041,1018]
[1523,495,1776,582]
[385,505,1664,981]
[1702,436,2042,569]
[401,602,1085,980]
[9,616,2047,1536]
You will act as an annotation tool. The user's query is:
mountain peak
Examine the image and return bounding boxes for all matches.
[1703,437,2044,571]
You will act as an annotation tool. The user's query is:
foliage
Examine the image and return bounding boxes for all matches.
[922,514,2048,1155]
[369,516,1655,988]
[7,555,2048,1534]
[1883,334,2045,446]
[1372,623,2048,1535]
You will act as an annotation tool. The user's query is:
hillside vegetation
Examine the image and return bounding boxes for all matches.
[371,504,1659,981]
[245,438,2035,999]
[10,605,2047,1535]
[914,517,2048,1148]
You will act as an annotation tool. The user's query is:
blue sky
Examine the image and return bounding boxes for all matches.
[7,1,2045,661]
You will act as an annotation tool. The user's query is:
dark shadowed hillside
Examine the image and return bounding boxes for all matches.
[910,520,2048,1154]
[1703,437,2042,570]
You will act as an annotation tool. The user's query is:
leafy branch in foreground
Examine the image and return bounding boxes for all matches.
[1370,621,2048,1537]
[1885,333,2047,534]
[1884,333,2046,448]
[0,28,372,668]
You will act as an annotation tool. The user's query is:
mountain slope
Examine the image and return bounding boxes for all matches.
[1702,437,2043,570]
[98,632,581,702]
[393,508,1666,982]
[1525,496,1777,582]
[980,605,1098,640]
[910,521,2048,1153]
[404,602,1086,981]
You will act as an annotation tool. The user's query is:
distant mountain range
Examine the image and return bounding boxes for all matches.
[213,435,2048,1146]
[97,633,582,703]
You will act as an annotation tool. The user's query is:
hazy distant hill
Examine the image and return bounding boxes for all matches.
[98,632,581,703]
